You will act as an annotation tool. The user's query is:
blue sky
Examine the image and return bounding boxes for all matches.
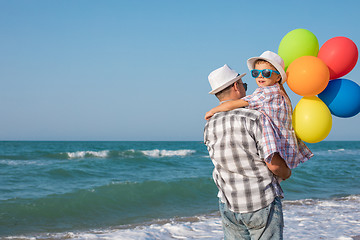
[0,0,359,141]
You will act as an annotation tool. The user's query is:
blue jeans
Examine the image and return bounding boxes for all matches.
[219,197,284,240]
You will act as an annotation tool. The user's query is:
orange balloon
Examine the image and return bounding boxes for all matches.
[286,56,330,96]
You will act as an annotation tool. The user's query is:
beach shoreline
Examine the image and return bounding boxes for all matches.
[3,195,360,240]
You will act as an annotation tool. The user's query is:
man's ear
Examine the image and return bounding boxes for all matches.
[233,82,240,91]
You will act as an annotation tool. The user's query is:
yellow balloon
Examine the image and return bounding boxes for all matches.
[292,96,332,143]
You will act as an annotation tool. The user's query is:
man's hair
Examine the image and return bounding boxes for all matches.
[215,82,236,100]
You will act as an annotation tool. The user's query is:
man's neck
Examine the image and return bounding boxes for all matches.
[219,99,236,105]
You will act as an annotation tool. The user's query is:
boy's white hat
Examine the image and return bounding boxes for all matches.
[208,64,246,94]
[247,51,287,84]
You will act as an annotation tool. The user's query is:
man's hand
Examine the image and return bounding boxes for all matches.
[266,153,291,180]
[205,111,215,120]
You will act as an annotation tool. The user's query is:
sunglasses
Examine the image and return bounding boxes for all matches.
[251,69,280,78]
[242,82,247,91]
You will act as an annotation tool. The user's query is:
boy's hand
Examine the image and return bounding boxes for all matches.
[205,111,215,120]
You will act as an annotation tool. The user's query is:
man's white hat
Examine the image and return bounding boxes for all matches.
[247,51,287,84]
[208,64,246,94]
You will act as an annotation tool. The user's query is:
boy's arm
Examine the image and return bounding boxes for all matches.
[205,99,249,120]
[265,153,291,180]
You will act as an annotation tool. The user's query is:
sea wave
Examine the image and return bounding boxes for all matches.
[141,149,196,157]
[0,148,198,161]
[4,195,360,240]
[65,149,196,159]
[2,147,357,161]
[0,159,43,166]
[328,148,345,152]
[65,150,110,159]
[312,148,360,157]
[0,177,217,236]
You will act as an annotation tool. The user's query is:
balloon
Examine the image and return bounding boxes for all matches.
[293,96,332,143]
[286,56,330,96]
[318,78,360,118]
[278,29,319,70]
[318,37,358,80]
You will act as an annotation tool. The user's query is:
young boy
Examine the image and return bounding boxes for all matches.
[205,51,313,171]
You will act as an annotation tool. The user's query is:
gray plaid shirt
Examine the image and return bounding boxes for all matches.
[204,108,282,213]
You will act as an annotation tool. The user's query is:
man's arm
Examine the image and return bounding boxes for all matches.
[266,153,291,180]
[252,113,291,180]
[205,99,249,120]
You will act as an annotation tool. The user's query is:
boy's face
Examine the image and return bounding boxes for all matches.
[254,62,281,87]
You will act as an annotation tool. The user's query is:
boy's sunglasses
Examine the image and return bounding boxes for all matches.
[251,69,280,78]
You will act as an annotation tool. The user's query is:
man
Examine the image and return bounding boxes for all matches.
[204,64,291,239]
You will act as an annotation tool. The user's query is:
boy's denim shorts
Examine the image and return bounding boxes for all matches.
[219,197,284,240]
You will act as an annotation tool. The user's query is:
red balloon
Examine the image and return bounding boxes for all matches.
[318,37,358,80]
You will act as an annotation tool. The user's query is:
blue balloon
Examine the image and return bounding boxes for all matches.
[318,78,360,118]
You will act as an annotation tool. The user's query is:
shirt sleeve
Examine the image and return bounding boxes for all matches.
[251,112,278,164]
[242,87,276,110]
[251,113,266,160]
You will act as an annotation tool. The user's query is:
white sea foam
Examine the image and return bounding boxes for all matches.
[282,195,360,239]
[66,150,110,159]
[328,148,346,152]
[141,149,196,157]
[315,148,360,157]
[0,159,43,166]
[11,195,360,240]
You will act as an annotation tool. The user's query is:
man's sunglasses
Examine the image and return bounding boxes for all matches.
[251,69,280,78]
[242,82,247,91]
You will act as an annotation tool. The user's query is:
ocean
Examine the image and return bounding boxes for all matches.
[0,141,359,239]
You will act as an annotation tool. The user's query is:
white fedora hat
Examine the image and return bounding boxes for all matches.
[208,64,246,94]
[247,51,287,84]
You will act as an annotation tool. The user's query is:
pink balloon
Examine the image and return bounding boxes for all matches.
[318,37,358,80]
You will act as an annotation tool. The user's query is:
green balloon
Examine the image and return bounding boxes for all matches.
[278,29,319,71]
